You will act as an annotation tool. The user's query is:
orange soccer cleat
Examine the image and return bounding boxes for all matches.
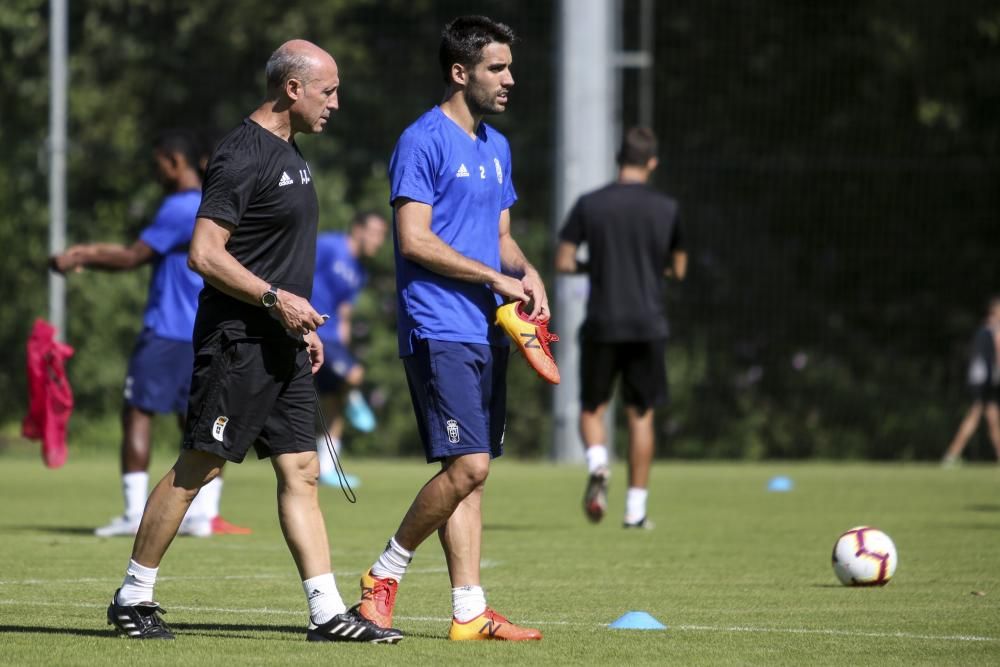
[357,569,399,628]
[448,607,543,641]
[495,302,560,384]
[210,516,252,535]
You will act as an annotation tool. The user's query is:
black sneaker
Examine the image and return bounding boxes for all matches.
[583,465,609,523]
[306,606,403,644]
[107,589,174,639]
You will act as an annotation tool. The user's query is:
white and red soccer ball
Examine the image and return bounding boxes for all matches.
[831,526,898,586]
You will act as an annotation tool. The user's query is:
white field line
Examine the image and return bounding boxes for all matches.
[0,599,994,643]
[0,563,492,587]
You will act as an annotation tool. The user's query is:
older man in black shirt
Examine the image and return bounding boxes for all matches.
[105,39,401,645]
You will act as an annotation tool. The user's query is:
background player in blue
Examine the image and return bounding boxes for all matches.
[312,210,388,487]
[50,130,249,538]
[353,16,548,641]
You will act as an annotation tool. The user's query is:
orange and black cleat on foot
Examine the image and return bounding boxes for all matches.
[495,302,560,384]
[449,607,542,641]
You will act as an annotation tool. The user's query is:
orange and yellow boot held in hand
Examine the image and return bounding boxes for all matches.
[495,302,560,384]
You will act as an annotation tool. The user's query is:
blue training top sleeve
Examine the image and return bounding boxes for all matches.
[140,196,189,255]
[389,129,437,207]
[500,141,517,211]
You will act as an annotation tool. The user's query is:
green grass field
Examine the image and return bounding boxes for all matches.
[1,450,998,665]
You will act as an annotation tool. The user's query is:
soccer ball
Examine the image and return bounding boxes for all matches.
[831,526,898,586]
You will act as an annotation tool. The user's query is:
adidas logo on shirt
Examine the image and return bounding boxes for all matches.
[278,171,295,187]
[455,164,470,178]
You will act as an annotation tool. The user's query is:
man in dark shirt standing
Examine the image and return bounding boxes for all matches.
[555,126,686,529]
[104,39,401,644]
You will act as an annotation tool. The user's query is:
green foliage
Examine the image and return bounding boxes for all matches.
[2,2,998,459]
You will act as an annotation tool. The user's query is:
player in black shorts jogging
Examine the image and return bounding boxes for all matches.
[104,39,401,644]
[556,127,686,529]
[941,296,1000,466]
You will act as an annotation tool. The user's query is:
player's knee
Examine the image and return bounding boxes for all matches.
[447,455,490,492]
[277,452,320,492]
[172,453,224,491]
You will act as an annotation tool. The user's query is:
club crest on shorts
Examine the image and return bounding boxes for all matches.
[212,416,229,442]
[446,419,460,444]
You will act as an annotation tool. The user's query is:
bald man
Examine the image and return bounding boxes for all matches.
[105,40,402,644]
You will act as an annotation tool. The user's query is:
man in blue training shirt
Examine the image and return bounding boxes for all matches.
[312,210,388,486]
[353,15,549,641]
[50,129,249,537]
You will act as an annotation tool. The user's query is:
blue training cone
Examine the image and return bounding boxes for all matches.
[609,611,667,630]
[767,475,794,492]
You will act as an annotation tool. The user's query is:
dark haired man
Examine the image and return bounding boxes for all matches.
[556,126,686,529]
[103,40,401,644]
[51,130,249,539]
[353,16,545,641]
[312,211,388,486]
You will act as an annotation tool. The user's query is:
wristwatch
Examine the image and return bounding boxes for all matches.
[260,285,279,309]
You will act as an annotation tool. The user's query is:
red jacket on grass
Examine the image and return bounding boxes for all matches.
[22,319,74,468]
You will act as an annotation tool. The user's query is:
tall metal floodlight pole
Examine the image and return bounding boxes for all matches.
[552,0,617,462]
[49,0,68,340]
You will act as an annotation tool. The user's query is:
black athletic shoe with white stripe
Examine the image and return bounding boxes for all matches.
[306,606,403,644]
[107,589,174,639]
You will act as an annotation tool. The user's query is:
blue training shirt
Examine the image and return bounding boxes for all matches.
[312,231,366,345]
[139,189,203,342]
[389,106,517,356]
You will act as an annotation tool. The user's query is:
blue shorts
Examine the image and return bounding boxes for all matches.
[123,329,193,414]
[403,339,508,463]
[315,339,358,394]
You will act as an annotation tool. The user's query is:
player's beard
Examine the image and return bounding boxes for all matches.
[465,75,507,116]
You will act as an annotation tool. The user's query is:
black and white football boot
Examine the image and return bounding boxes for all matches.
[306,605,403,644]
[107,588,174,639]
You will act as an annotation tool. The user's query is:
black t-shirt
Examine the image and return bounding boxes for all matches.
[195,119,319,341]
[968,325,998,388]
[559,182,682,341]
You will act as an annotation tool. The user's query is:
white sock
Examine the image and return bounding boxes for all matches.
[197,477,223,520]
[370,536,413,582]
[183,485,212,524]
[303,573,346,625]
[117,558,158,605]
[625,487,648,523]
[452,585,487,622]
[122,472,148,521]
[585,445,609,474]
[316,436,341,476]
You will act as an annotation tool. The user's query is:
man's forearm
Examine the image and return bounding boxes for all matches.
[499,234,536,279]
[401,228,501,285]
[189,244,269,306]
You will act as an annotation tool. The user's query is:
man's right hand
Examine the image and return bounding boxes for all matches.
[272,289,326,334]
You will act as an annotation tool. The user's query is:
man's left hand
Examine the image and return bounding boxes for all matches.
[304,331,324,374]
[520,269,550,321]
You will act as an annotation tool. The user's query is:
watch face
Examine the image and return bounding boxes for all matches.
[262,290,278,308]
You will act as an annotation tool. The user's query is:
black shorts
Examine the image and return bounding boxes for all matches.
[969,383,1000,404]
[580,338,668,413]
[182,329,316,463]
